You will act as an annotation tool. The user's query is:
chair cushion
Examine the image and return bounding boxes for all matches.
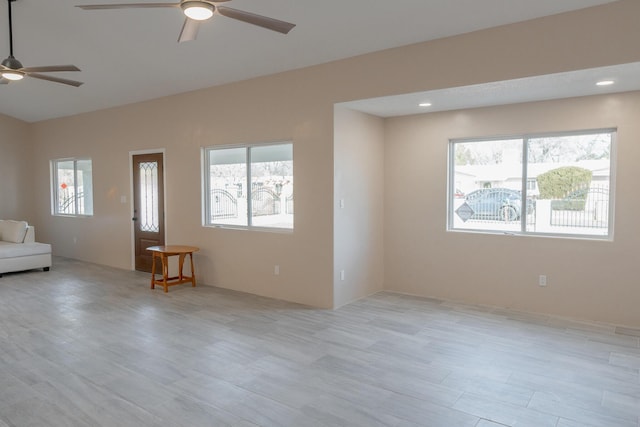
[0,220,28,243]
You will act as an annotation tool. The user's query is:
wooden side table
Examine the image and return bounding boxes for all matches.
[147,245,199,293]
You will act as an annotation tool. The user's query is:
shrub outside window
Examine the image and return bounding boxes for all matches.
[52,158,93,216]
[449,129,615,239]
[203,142,293,230]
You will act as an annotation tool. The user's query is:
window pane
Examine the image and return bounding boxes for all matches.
[56,160,76,215]
[526,133,612,236]
[250,144,293,229]
[204,143,294,230]
[76,159,93,216]
[208,147,247,226]
[139,161,159,232]
[52,159,93,216]
[451,139,523,233]
[449,130,614,239]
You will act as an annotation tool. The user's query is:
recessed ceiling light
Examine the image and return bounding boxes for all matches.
[419,102,432,107]
[596,80,615,86]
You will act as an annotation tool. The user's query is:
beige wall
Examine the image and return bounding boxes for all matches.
[31,79,335,308]
[384,91,640,327]
[21,0,640,317]
[334,106,384,308]
[0,114,33,222]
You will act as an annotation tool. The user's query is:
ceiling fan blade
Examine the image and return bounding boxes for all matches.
[28,73,84,87]
[216,7,295,34]
[178,17,200,43]
[21,65,81,73]
[76,3,179,10]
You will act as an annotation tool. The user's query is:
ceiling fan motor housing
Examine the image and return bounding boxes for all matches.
[1,55,23,70]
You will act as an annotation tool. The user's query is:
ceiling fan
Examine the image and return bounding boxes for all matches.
[76,0,296,43]
[0,0,83,87]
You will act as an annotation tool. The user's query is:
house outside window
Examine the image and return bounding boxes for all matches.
[51,158,94,216]
[203,142,293,230]
[449,129,615,239]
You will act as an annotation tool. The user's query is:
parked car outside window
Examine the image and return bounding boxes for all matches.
[464,188,533,221]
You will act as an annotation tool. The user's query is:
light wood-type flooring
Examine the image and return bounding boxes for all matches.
[0,257,639,427]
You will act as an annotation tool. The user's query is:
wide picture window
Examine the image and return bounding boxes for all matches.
[51,158,94,216]
[449,129,615,239]
[203,143,293,230]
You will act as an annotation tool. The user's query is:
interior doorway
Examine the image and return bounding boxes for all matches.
[132,152,165,272]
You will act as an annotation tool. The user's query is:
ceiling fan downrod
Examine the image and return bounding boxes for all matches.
[8,0,16,58]
[1,0,24,79]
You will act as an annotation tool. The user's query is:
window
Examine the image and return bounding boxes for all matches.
[203,142,293,230]
[449,129,614,239]
[51,158,94,216]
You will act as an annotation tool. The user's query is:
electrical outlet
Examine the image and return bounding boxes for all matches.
[274,265,280,276]
[539,275,547,286]
[340,270,345,281]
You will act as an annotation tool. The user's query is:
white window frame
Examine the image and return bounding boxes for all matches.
[51,158,94,217]
[202,142,293,232]
[447,129,616,240]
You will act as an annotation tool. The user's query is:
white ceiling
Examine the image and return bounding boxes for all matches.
[343,62,640,117]
[0,0,618,122]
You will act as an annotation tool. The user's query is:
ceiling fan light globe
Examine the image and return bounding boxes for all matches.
[181,1,214,21]
[1,70,24,81]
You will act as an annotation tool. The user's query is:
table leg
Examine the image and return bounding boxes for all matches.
[189,252,196,287]
[162,254,169,293]
[150,252,156,289]
[178,253,186,281]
